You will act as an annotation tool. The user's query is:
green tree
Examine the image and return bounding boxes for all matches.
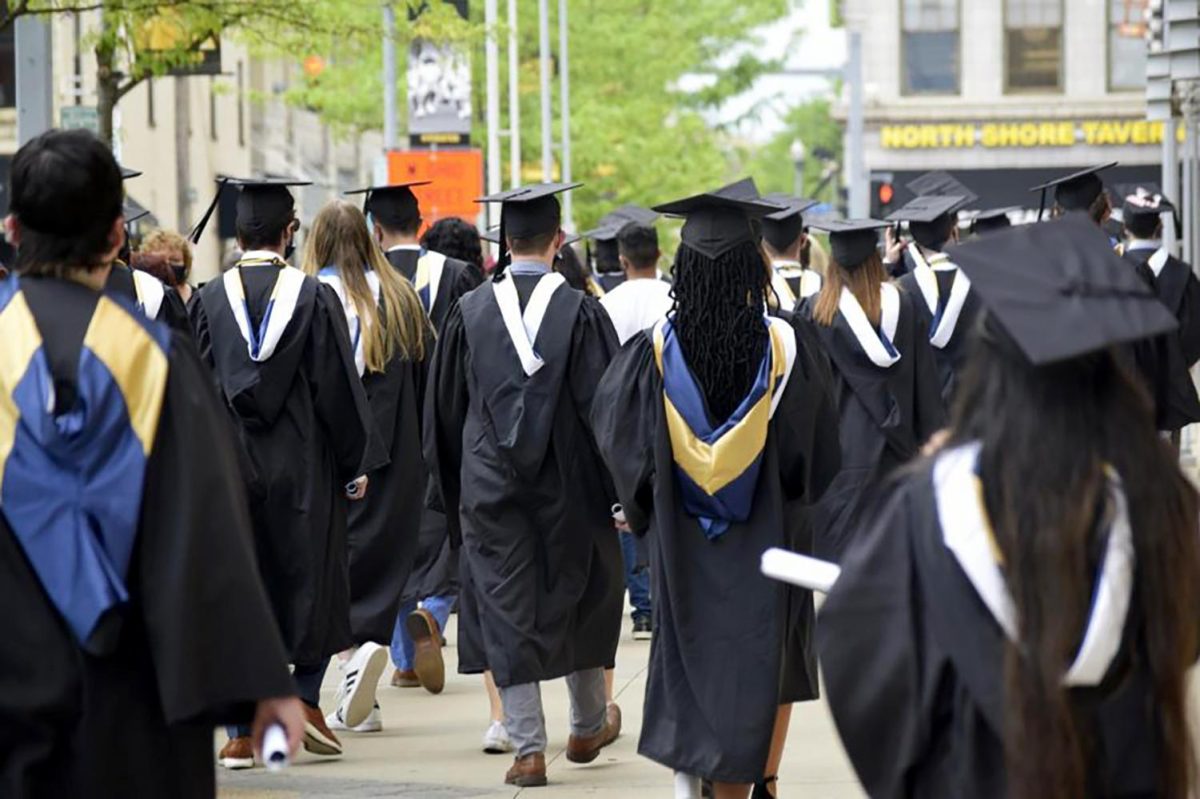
[736,96,844,208]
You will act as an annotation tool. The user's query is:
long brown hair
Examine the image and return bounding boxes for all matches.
[811,250,886,327]
[302,200,429,371]
[948,326,1199,799]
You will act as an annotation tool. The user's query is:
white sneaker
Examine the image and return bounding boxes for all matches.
[336,642,388,729]
[482,719,513,754]
[327,702,383,733]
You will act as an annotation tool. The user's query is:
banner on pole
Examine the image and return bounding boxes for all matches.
[387,148,484,230]
[408,1,472,147]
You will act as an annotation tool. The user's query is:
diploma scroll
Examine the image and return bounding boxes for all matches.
[760,547,841,594]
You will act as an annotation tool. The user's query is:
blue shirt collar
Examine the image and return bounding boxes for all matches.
[509,260,551,276]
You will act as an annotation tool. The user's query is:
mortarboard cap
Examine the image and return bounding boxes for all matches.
[652,182,778,259]
[476,182,580,271]
[1121,187,1174,225]
[189,176,310,245]
[760,193,819,252]
[807,218,889,268]
[905,171,978,206]
[1029,162,1118,219]
[971,207,1019,236]
[120,166,142,181]
[886,194,970,223]
[345,181,431,228]
[123,201,149,225]
[947,214,1176,365]
[483,226,578,247]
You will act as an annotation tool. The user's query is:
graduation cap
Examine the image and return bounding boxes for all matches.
[123,201,150,225]
[652,183,778,259]
[476,182,580,271]
[947,214,1177,365]
[120,166,142,181]
[905,171,978,206]
[1121,187,1174,234]
[971,207,1019,236]
[760,193,819,252]
[887,194,970,250]
[189,177,311,245]
[806,219,889,268]
[1029,162,1118,220]
[344,181,432,228]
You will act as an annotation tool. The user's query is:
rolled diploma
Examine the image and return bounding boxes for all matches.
[263,723,290,771]
[760,547,841,594]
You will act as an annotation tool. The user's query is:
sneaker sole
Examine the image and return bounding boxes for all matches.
[506,774,548,787]
[406,613,446,695]
[218,757,255,770]
[632,631,652,640]
[343,646,388,728]
[303,722,344,756]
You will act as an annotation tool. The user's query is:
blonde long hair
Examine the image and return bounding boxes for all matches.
[303,200,429,372]
[811,250,887,327]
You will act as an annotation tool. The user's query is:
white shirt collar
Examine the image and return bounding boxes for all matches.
[386,243,422,253]
[1126,239,1162,252]
[239,249,286,263]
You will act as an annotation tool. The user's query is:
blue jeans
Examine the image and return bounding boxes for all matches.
[620,532,651,621]
[390,595,455,671]
[226,661,328,739]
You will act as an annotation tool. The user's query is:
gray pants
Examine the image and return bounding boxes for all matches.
[499,668,607,757]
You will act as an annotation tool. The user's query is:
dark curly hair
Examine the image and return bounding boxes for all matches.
[421,216,485,274]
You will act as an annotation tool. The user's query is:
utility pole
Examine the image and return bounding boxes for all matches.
[537,0,552,182]
[382,3,398,151]
[558,0,572,228]
[15,15,52,146]
[845,29,867,218]
[485,0,502,208]
[507,0,521,188]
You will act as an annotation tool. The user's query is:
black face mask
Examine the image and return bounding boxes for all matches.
[170,263,188,285]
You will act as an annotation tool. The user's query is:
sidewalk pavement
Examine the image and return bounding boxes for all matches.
[218,614,864,798]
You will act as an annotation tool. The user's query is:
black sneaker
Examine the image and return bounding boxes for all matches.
[632,616,652,640]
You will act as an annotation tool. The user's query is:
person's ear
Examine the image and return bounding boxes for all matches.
[102,216,126,264]
[551,229,565,257]
[619,254,631,271]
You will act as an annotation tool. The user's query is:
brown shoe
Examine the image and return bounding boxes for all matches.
[301,703,343,756]
[218,736,255,770]
[504,752,548,787]
[566,702,622,764]
[391,668,421,688]
[406,608,446,695]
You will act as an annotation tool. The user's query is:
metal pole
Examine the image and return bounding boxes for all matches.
[485,0,502,205]
[1164,118,1180,256]
[507,0,521,187]
[15,15,52,146]
[382,4,398,151]
[846,29,867,218]
[558,0,572,227]
[1184,83,1200,266]
[537,0,552,182]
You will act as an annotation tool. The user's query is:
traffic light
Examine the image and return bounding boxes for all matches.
[870,177,896,218]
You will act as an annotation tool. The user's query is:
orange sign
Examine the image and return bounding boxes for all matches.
[387,149,484,231]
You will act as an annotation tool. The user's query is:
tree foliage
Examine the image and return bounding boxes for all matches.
[735,96,845,206]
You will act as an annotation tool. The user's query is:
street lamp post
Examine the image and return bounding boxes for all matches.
[790,139,806,197]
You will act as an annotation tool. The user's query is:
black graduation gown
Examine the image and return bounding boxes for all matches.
[818,462,1166,799]
[0,278,293,799]
[386,247,482,603]
[424,273,623,686]
[590,322,841,784]
[105,262,191,335]
[799,291,946,562]
[346,327,433,644]
[190,265,372,664]
[896,266,981,404]
[1123,248,1200,366]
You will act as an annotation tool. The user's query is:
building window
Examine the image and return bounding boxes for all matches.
[1004,0,1064,92]
[1109,0,1148,90]
[901,0,960,95]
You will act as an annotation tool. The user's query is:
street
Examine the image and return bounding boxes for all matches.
[218,614,864,798]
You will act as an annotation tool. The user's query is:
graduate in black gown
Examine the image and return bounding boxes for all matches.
[592,187,841,799]
[350,181,481,694]
[189,178,373,764]
[425,182,624,788]
[0,130,304,798]
[760,193,821,310]
[303,199,435,734]
[1120,189,1200,367]
[819,215,1200,799]
[799,219,945,562]
[890,193,980,404]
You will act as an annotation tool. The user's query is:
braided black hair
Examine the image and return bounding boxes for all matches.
[670,240,770,422]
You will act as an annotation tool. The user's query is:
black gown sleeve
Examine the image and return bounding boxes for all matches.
[907,299,948,444]
[139,331,295,725]
[186,293,215,370]
[1178,272,1200,367]
[570,297,622,504]
[423,302,470,546]
[310,284,375,481]
[590,332,659,535]
[157,289,192,337]
[778,318,842,504]
[817,483,930,798]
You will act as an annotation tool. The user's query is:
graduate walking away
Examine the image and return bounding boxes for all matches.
[592,186,841,799]
[760,193,821,311]
[819,216,1200,799]
[425,183,624,788]
[302,200,435,735]
[799,219,945,562]
[0,130,305,798]
[190,178,374,765]
[889,192,981,404]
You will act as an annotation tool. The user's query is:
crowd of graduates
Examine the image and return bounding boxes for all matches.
[2,127,1200,799]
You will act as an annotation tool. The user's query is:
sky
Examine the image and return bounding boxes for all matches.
[679,0,847,142]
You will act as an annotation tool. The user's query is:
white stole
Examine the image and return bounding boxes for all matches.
[131,269,166,321]
[317,267,381,377]
[908,243,971,350]
[839,282,901,368]
[492,272,567,376]
[222,263,307,363]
